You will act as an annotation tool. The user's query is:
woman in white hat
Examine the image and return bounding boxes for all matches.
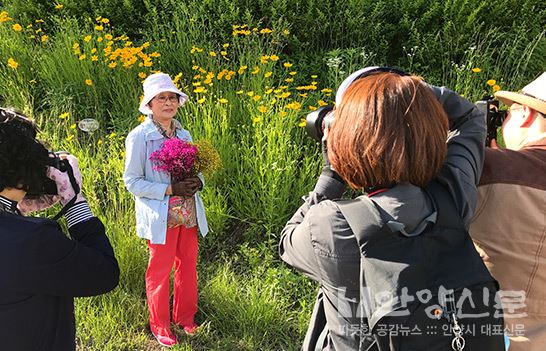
[123,73,209,347]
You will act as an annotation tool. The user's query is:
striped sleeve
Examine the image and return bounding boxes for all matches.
[65,201,94,228]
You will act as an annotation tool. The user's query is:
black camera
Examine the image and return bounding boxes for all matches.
[26,152,71,197]
[476,96,507,145]
[305,105,334,141]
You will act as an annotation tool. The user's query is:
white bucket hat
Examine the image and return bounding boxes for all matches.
[494,72,546,115]
[138,73,189,115]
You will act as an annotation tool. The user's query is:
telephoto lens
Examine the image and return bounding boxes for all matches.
[305,105,334,141]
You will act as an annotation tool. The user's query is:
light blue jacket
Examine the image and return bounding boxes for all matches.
[123,117,209,244]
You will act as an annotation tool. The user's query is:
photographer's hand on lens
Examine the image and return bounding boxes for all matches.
[47,154,85,206]
[172,176,202,197]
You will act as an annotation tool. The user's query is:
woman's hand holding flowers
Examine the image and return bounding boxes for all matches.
[172,176,202,197]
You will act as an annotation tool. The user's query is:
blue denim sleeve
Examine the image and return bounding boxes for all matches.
[123,129,169,200]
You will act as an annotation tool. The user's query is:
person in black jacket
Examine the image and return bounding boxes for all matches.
[280,68,504,350]
[0,108,120,351]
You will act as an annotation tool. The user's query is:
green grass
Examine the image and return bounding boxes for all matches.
[0,0,545,349]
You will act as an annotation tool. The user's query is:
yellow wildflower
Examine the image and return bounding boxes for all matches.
[7,58,18,69]
[283,62,293,68]
[29,79,37,84]
[251,66,260,75]
[84,35,92,42]
[265,88,273,94]
[286,101,302,110]
[95,16,102,22]
[138,72,147,79]
[260,55,270,64]
[105,34,113,40]
[258,105,267,113]
[282,29,290,36]
[108,132,116,139]
[66,135,75,142]
[285,78,294,83]
[73,42,80,49]
[321,88,332,93]
[95,25,103,31]
[253,116,262,124]
[279,110,287,117]
[190,46,203,53]
[486,79,496,86]
[97,139,103,146]
[85,79,93,86]
[79,54,86,60]
[59,112,69,119]
[264,71,273,78]
[40,34,48,42]
[299,93,308,98]
[220,51,227,56]
[218,98,228,104]
[0,11,11,23]
[493,85,501,92]
[238,65,247,74]
[269,54,279,61]
[260,28,273,34]
[309,106,317,111]
[138,115,146,123]
[12,23,22,31]
[35,28,42,33]
[194,87,207,93]
[70,123,77,130]
[253,95,261,101]
[149,52,160,58]
[97,37,103,42]
[90,48,97,54]
[197,97,206,104]
[108,61,117,68]
[472,67,481,73]
[209,51,217,57]
[55,3,63,10]
[311,75,318,79]
[236,90,244,94]
[91,55,98,61]
[247,91,255,97]
[101,18,109,24]
[298,118,306,127]
[318,100,328,107]
[289,71,297,76]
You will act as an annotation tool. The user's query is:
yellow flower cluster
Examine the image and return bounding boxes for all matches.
[72,20,158,76]
[193,140,222,178]
[232,24,275,37]
[0,11,11,23]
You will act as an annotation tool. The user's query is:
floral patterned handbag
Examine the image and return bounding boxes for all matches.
[167,195,197,229]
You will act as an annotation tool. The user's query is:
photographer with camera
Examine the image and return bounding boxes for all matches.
[0,108,119,351]
[470,72,546,351]
[280,67,504,350]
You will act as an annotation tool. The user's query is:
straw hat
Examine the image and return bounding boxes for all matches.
[138,73,189,115]
[494,72,546,115]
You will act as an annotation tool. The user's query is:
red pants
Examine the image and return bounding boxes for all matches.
[146,225,198,332]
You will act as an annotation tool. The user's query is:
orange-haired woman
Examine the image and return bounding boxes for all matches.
[280,67,504,350]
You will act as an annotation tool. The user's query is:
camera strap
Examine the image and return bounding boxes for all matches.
[52,162,81,221]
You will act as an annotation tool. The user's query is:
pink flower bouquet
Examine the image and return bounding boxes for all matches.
[150,138,221,182]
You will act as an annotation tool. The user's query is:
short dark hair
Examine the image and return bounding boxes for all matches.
[0,108,50,192]
[328,73,449,189]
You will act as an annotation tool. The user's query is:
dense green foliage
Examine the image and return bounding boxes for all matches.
[0,0,544,349]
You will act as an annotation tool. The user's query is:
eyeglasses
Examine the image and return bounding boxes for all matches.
[154,95,179,104]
